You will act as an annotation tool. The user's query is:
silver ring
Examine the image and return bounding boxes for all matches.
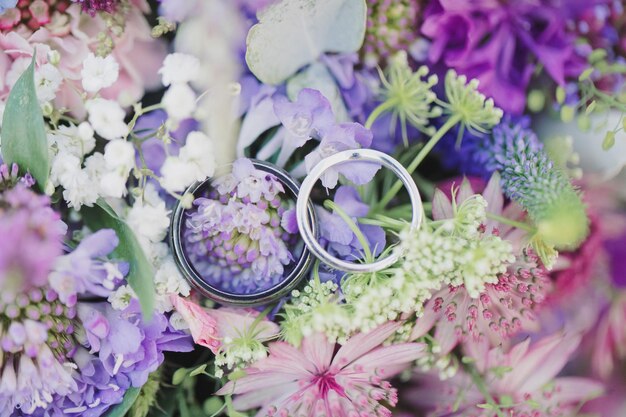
[296,149,422,273]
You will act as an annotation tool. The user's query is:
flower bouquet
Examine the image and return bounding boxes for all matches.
[1,0,626,416]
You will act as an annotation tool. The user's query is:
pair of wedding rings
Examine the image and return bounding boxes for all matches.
[170,149,422,306]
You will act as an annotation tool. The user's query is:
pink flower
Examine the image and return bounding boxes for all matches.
[217,322,425,417]
[412,175,551,352]
[592,290,626,379]
[170,295,221,353]
[410,332,603,417]
[170,296,280,354]
[0,0,164,117]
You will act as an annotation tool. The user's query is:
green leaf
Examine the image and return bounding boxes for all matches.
[172,368,188,385]
[82,200,155,317]
[105,387,142,417]
[246,0,366,85]
[603,131,616,150]
[1,54,50,190]
[588,49,607,64]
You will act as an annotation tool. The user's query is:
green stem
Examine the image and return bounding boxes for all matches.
[364,100,395,130]
[486,212,536,232]
[464,363,507,417]
[372,115,462,213]
[324,200,373,262]
[125,103,164,140]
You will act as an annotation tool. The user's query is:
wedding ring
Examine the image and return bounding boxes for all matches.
[170,160,317,306]
[296,149,422,273]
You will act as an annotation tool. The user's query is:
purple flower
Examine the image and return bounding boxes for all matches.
[184,158,299,295]
[270,88,335,166]
[72,0,119,15]
[0,184,66,301]
[422,0,585,113]
[318,186,386,262]
[49,229,129,306]
[304,123,379,188]
[135,110,199,176]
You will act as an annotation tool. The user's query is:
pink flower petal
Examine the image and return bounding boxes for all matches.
[170,296,220,353]
[332,322,401,368]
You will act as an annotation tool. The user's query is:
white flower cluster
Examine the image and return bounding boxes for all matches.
[281,280,352,346]
[396,213,515,299]
[451,194,488,239]
[214,336,268,379]
[160,131,216,192]
[343,272,433,333]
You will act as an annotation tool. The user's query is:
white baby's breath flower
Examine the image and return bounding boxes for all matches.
[81,53,120,93]
[62,169,99,209]
[127,199,171,243]
[50,122,96,158]
[35,63,63,104]
[162,83,196,121]
[170,311,189,330]
[154,257,191,297]
[50,152,81,187]
[99,171,128,198]
[179,131,216,180]
[103,139,135,171]
[86,98,128,140]
[108,285,136,310]
[160,156,196,192]
[159,53,200,86]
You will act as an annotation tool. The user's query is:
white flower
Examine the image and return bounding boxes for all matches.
[179,131,216,180]
[49,122,96,158]
[159,53,200,86]
[108,285,136,310]
[99,171,128,198]
[35,63,63,104]
[84,152,106,182]
[160,156,196,192]
[50,153,81,187]
[170,312,189,330]
[86,98,128,140]
[162,84,196,121]
[81,53,120,93]
[127,199,171,243]
[103,139,135,171]
[154,257,191,296]
[62,169,99,209]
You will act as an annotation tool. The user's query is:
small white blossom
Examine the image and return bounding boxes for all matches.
[50,152,81,187]
[99,171,128,198]
[159,53,200,86]
[160,156,196,192]
[81,53,120,93]
[170,312,189,330]
[127,199,171,243]
[162,83,196,121]
[108,285,136,310]
[49,122,96,158]
[62,169,99,209]
[103,139,135,171]
[179,131,216,180]
[86,98,128,140]
[35,63,63,104]
[154,257,191,297]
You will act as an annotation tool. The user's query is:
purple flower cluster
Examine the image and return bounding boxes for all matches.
[184,158,299,295]
[0,183,65,299]
[422,0,585,113]
[72,0,118,16]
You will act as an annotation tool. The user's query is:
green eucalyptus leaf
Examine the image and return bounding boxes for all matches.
[246,0,366,85]
[104,387,142,417]
[1,54,50,190]
[82,200,155,317]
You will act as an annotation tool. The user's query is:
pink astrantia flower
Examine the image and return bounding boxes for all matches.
[410,332,603,417]
[592,290,626,379]
[217,322,425,417]
[412,175,551,353]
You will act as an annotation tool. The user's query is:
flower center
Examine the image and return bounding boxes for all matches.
[312,371,346,398]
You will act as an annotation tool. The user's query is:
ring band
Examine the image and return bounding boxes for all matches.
[296,149,422,273]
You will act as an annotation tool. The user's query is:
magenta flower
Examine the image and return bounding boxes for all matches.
[421,0,584,113]
[217,322,425,417]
